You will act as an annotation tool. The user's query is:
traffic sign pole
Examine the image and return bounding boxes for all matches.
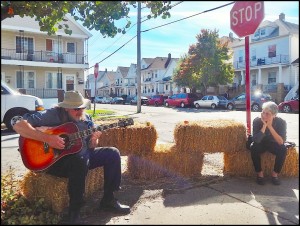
[245,36,251,135]
[230,1,264,136]
[93,63,99,115]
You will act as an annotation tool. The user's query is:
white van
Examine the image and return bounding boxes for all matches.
[1,81,44,131]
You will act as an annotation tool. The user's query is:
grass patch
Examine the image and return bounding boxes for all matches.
[86,109,128,121]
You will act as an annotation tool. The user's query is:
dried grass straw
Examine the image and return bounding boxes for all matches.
[95,120,157,156]
[127,143,204,180]
[20,167,104,213]
[174,119,247,154]
[223,147,299,177]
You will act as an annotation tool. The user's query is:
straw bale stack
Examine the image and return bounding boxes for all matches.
[223,147,299,177]
[96,121,157,156]
[20,167,104,213]
[174,119,247,154]
[127,143,204,179]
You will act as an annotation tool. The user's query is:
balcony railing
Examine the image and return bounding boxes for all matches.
[20,88,58,98]
[234,54,289,69]
[1,48,88,65]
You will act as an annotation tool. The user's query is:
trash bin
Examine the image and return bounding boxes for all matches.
[57,89,65,103]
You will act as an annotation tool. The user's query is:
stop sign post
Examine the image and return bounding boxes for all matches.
[93,63,99,113]
[230,1,264,135]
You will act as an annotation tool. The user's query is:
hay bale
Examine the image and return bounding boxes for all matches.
[127,143,204,179]
[223,147,299,177]
[97,121,157,155]
[20,167,104,213]
[174,120,246,154]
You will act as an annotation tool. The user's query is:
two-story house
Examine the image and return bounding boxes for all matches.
[86,69,116,99]
[141,53,179,97]
[124,63,137,97]
[231,13,299,103]
[1,14,92,98]
[114,66,129,97]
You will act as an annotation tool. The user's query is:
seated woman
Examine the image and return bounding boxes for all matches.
[250,101,287,185]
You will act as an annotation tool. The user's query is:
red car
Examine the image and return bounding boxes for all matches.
[148,95,167,106]
[278,97,299,113]
[164,93,198,108]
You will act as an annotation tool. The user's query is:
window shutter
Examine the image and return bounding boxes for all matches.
[46,39,52,51]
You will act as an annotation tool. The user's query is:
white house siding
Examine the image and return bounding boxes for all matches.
[290,35,299,62]
[1,15,92,97]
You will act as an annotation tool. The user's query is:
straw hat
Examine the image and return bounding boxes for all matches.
[58,91,90,109]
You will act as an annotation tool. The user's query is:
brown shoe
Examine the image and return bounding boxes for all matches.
[256,176,265,185]
[271,176,281,185]
[99,198,130,214]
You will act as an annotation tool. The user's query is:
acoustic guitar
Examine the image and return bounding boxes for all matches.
[19,118,134,172]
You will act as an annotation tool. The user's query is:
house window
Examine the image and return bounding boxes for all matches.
[16,71,35,89]
[238,50,243,63]
[268,72,276,84]
[46,72,62,89]
[268,45,276,58]
[260,29,265,36]
[67,43,75,53]
[16,36,33,54]
[254,31,259,37]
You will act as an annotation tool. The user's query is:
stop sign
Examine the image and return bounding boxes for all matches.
[94,63,99,78]
[230,1,264,38]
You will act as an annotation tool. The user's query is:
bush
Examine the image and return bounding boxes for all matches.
[1,168,62,225]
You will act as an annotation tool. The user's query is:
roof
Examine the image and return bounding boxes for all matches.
[118,67,130,78]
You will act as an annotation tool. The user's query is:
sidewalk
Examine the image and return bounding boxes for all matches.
[90,176,299,225]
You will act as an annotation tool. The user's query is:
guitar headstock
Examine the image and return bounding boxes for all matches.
[118,118,134,127]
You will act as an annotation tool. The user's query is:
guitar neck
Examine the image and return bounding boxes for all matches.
[69,119,132,141]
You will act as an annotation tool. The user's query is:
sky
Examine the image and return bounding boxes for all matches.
[85,1,299,75]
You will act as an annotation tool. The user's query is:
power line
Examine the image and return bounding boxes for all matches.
[141,1,235,33]
[88,1,235,70]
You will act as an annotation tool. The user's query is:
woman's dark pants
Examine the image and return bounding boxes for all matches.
[250,141,287,174]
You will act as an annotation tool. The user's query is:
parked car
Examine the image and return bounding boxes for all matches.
[130,96,149,105]
[226,92,272,112]
[110,97,125,104]
[193,95,228,109]
[148,94,168,106]
[1,81,45,131]
[101,97,113,104]
[278,97,299,113]
[94,96,104,103]
[164,93,198,108]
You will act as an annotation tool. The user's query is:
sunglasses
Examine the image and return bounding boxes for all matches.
[73,107,86,111]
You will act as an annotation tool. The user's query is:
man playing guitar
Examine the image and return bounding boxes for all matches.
[13,91,130,224]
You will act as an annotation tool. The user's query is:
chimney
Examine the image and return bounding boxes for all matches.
[279,13,285,21]
[164,53,171,68]
[229,32,233,41]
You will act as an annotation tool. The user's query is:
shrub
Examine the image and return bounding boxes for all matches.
[1,168,62,225]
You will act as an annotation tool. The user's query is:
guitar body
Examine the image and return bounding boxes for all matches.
[19,122,83,172]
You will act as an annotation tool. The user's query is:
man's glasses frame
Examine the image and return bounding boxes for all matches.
[73,107,86,111]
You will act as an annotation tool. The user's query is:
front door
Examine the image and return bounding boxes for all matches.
[64,75,75,91]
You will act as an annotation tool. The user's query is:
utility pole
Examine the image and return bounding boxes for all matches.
[137,2,141,113]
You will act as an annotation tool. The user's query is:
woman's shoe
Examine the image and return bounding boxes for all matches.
[256,176,265,185]
[271,176,281,185]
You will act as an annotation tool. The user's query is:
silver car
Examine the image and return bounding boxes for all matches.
[193,95,228,109]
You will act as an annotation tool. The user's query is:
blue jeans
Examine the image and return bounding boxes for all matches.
[47,147,121,211]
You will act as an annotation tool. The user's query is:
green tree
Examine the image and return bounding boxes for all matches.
[1,1,172,37]
[173,29,234,94]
